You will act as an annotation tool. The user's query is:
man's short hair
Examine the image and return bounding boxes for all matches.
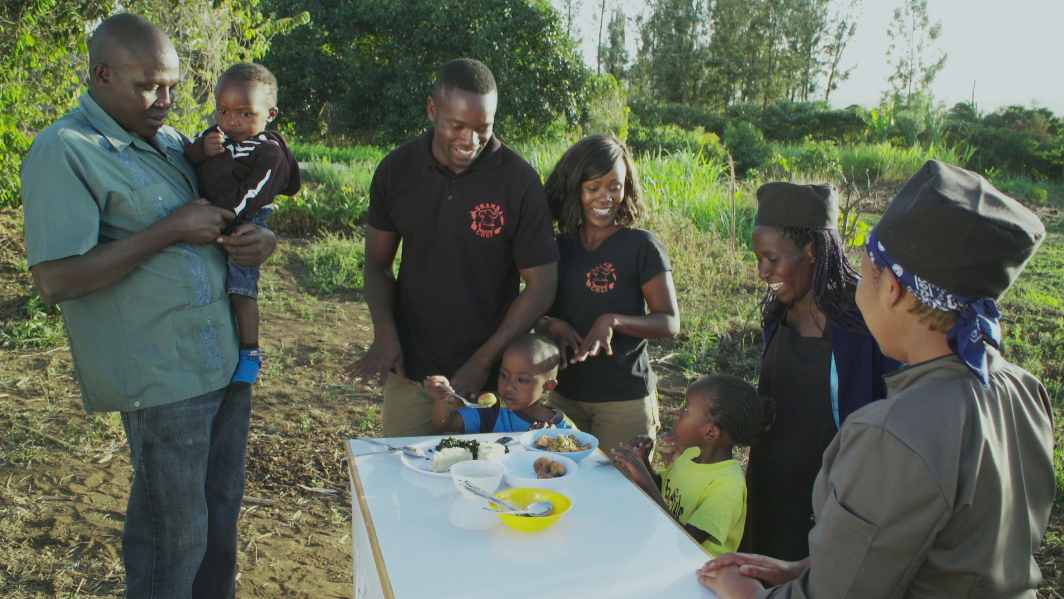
[218,62,278,107]
[432,58,497,101]
[88,13,170,70]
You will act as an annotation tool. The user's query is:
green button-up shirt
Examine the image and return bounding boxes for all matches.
[21,93,238,412]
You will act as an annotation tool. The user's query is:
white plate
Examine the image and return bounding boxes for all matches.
[399,439,453,478]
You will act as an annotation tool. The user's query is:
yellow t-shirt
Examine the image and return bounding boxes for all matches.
[659,448,747,557]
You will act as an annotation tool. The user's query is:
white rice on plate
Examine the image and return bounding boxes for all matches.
[429,447,473,472]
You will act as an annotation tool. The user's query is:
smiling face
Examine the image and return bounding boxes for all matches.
[497,346,556,413]
[427,87,497,174]
[91,43,180,140]
[580,157,626,230]
[752,225,815,305]
[214,79,277,143]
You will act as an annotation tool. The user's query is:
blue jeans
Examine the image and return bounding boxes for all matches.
[120,386,252,599]
[226,206,273,299]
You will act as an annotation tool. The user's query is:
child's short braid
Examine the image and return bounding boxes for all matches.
[695,374,763,447]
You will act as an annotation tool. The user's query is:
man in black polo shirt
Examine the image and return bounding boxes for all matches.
[343,58,559,436]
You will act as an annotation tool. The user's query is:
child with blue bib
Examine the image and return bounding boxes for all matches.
[427,334,574,434]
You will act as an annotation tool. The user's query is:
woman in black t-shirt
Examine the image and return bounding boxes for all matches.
[535,134,680,454]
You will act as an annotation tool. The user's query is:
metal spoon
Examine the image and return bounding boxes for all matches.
[486,500,554,518]
[423,377,492,409]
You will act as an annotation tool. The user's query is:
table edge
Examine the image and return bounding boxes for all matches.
[346,440,396,599]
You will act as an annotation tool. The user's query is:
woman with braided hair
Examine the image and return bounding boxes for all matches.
[740,182,901,562]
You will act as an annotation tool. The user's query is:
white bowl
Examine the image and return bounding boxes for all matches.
[498,452,578,490]
[450,459,504,498]
[519,429,600,462]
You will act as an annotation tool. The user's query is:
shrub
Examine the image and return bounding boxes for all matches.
[628,125,726,162]
[582,74,629,140]
[272,186,370,236]
[723,122,772,175]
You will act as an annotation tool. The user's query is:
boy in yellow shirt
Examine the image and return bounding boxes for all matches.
[613,374,761,556]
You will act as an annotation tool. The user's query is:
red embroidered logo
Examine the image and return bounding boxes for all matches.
[470,203,505,238]
[586,262,617,293]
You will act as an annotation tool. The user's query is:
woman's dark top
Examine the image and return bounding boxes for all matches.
[550,227,670,402]
[742,321,836,561]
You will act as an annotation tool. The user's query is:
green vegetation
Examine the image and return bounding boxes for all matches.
[0,294,66,350]
[1,0,308,208]
[262,0,586,143]
[297,233,366,296]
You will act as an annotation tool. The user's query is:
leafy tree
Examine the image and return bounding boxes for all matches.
[124,0,308,134]
[559,0,584,40]
[2,0,305,208]
[599,6,629,80]
[885,0,947,106]
[0,0,113,208]
[262,0,588,144]
[821,0,860,102]
[633,0,712,105]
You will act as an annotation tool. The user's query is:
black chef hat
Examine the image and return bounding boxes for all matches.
[755,182,838,230]
[874,160,1045,300]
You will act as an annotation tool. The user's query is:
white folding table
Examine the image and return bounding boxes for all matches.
[345,432,720,599]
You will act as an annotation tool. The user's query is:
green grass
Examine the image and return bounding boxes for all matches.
[297,233,366,296]
[0,294,66,350]
[290,142,387,165]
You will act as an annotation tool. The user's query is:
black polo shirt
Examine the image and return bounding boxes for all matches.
[367,130,559,381]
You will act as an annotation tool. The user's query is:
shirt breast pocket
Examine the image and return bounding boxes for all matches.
[103,183,176,236]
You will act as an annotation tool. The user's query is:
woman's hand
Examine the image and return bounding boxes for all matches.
[540,318,583,369]
[698,553,807,587]
[572,313,619,363]
[696,563,765,599]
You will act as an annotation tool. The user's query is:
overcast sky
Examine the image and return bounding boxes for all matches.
[554,0,1064,116]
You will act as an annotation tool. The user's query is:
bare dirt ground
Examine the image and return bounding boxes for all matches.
[0,216,1060,597]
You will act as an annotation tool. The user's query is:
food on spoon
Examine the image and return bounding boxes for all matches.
[533,433,591,453]
[477,392,498,407]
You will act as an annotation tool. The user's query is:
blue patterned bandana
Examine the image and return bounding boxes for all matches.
[866,229,1001,386]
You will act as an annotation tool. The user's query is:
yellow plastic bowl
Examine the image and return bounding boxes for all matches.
[492,488,572,532]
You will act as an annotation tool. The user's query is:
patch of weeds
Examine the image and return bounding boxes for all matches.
[92,412,124,440]
[309,349,333,365]
[0,294,66,350]
[298,413,312,433]
[298,233,365,296]
[279,294,318,322]
[356,408,378,432]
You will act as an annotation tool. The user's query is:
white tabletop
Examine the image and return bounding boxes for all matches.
[346,433,719,599]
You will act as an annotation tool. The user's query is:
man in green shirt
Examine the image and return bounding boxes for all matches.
[21,14,276,598]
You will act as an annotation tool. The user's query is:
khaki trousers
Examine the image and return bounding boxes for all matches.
[544,389,660,456]
[382,372,437,438]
